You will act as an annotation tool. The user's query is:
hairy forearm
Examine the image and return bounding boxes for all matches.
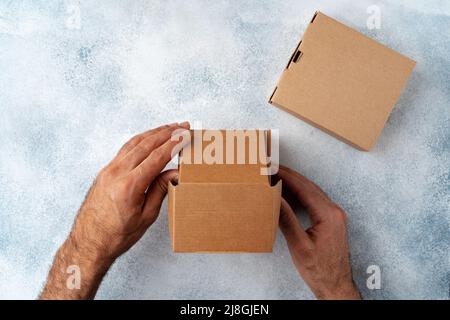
[39,233,113,300]
[40,124,188,299]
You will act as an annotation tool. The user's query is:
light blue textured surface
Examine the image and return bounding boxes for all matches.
[0,0,449,299]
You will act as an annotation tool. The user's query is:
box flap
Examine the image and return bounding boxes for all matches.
[179,130,270,184]
[168,181,176,246]
[270,11,415,151]
[271,180,282,240]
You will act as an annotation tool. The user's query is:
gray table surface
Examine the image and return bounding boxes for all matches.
[0,0,449,299]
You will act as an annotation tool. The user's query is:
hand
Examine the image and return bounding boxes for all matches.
[40,122,190,299]
[278,166,361,300]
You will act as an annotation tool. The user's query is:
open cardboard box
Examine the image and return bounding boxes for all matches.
[168,130,282,253]
[269,11,416,151]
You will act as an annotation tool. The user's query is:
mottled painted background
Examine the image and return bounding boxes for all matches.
[0,0,449,299]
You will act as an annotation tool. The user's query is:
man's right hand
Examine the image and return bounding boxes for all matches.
[40,122,190,300]
[277,166,361,300]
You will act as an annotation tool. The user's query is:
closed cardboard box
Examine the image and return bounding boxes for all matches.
[168,130,282,253]
[269,11,416,151]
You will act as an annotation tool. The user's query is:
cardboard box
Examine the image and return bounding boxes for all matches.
[269,11,416,151]
[168,130,282,253]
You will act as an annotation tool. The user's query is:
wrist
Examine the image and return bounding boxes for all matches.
[314,281,361,300]
[40,233,114,300]
[65,231,115,274]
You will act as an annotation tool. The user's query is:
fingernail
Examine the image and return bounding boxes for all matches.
[178,121,190,128]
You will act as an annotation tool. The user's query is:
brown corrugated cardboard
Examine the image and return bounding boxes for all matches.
[168,130,282,253]
[269,11,416,151]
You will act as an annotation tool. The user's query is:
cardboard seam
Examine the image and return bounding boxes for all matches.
[285,40,302,70]
[172,189,175,251]
[270,205,274,246]
[169,182,176,251]
[176,182,273,186]
[262,129,271,185]
[174,250,272,254]
[268,86,278,104]
[310,11,318,23]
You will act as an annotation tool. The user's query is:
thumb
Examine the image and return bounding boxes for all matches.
[279,198,311,250]
[142,169,178,224]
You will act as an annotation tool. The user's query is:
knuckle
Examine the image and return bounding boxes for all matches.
[98,166,112,181]
[303,259,318,272]
[98,166,108,177]
[126,135,141,147]
[331,205,347,222]
[119,135,141,154]
[117,177,135,194]
[132,143,153,158]
[300,193,315,206]
[131,133,143,142]
[292,237,314,254]
[297,246,316,266]
[105,164,121,176]
[155,176,167,193]
[152,148,166,162]
[135,143,150,153]
[293,242,305,254]
[157,125,171,133]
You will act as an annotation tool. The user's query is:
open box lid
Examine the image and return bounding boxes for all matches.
[269,11,416,151]
[168,129,281,252]
[178,130,271,184]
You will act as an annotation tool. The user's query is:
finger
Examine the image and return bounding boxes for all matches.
[278,165,334,224]
[141,169,178,225]
[279,198,311,248]
[115,123,178,160]
[120,122,190,171]
[131,127,191,193]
